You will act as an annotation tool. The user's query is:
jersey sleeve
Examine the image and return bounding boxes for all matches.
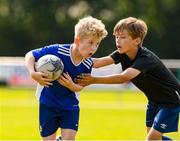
[82,58,93,73]
[32,44,59,62]
[88,59,93,73]
[110,50,122,64]
[131,55,158,73]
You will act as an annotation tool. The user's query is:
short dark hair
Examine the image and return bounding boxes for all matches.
[113,17,148,47]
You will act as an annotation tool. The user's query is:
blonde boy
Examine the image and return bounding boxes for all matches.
[25,16,107,141]
[77,17,180,140]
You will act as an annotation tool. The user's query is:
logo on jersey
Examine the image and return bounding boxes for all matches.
[160,123,167,129]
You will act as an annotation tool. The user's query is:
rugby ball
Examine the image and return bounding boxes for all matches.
[35,54,64,80]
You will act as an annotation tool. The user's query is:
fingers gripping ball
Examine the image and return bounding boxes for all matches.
[35,55,64,80]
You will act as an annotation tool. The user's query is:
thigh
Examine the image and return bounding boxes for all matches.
[39,103,59,137]
[152,106,180,133]
[59,110,80,131]
[42,132,56,141]
[146,101,159,127]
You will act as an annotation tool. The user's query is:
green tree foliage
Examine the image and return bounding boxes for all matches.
[0,0,179,58]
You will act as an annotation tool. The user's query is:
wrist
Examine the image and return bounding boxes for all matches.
[91,76,96,84]
[70,83,83,92]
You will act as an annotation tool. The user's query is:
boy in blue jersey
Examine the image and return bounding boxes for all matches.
[77,17,180,140]
[25,16,107,141]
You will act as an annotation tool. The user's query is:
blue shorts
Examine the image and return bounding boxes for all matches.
[146,101,180,133]
[39,103,79,137]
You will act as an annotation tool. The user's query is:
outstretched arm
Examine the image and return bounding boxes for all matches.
[77,68,141,86]
[93,56,114,68]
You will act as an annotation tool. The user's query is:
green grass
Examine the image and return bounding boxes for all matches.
[0,87,180,140]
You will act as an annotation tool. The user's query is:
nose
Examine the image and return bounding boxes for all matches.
[116,38,121,44]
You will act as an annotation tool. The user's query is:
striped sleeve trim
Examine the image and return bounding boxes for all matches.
[58,45,70,56]
[82,58,93,69]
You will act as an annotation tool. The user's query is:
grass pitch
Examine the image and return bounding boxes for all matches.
[0,87,179,140]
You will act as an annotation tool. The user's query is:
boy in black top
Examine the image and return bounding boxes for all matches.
[77,17,180,140]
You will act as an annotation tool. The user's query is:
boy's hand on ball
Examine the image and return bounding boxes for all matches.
[31,71,53,87]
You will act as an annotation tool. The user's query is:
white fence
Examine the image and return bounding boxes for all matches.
[0,57,35,86]
[0,57,179,89]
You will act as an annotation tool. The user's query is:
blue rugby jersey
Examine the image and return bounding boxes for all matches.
[32,44,93,110]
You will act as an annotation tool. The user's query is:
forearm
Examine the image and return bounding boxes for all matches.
[92,74,128,84]
[77,68,140,86]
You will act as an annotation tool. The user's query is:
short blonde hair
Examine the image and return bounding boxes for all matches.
[113,17,148,47]
[75,16,108,40]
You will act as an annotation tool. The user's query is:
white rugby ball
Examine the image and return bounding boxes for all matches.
[35,54,64,80]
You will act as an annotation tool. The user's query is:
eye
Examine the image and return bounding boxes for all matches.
[89,41,93,45]
[120,36,126,39]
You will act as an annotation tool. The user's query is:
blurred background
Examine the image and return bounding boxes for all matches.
[0,0,180,58]
[0,0,180,140]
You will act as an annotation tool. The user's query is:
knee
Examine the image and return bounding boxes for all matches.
[61,135,75,141]
[146,134,151,141]
[146,133,162,141]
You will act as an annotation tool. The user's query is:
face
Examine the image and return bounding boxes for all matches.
[77,36,101,58]
[114,30,139,54]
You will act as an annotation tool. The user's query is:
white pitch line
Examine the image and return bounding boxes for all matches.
[0,100,146,110]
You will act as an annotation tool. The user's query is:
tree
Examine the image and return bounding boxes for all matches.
[0,0,179,58]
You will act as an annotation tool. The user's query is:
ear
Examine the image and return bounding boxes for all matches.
[74,37,79,46]
[135,37,141,46]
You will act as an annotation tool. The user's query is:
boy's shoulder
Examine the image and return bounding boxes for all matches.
[135,47,162,67]
[59,44,71,48]
[58,44,71,51]
[130,47,160,66]
[82,58,93,69]
[46,43,71,49]
[138,47,159,60]
[139,47,152,55]
[56,44,71,57]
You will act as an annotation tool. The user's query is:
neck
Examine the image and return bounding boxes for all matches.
[71,44,83,65]
[126,46,139,60]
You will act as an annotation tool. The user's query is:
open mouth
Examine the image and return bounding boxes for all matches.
[117,45,122,49]
[88,53,93,56]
